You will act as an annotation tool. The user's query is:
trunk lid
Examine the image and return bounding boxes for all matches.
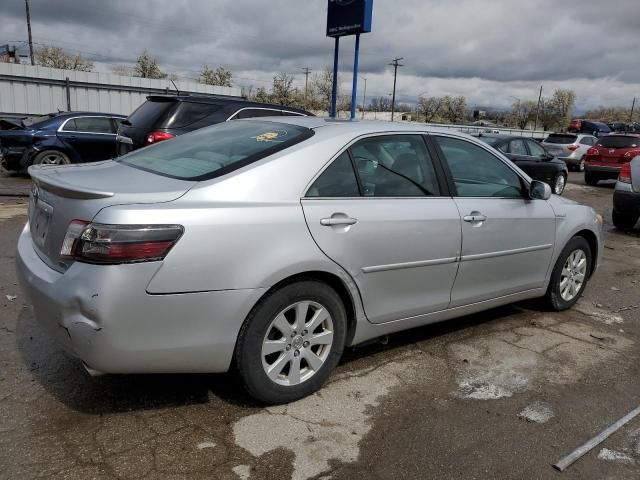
[28,160,195,272]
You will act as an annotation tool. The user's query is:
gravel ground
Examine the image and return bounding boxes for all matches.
[1,172,639,480]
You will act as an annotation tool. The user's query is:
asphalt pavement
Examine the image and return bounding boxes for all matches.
[1,172,639,480]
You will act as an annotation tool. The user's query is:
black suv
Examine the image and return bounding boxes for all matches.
[116,95,312,155]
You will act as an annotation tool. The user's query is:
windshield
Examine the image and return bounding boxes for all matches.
[544,134,578,144]
[596,136,640,149]
[118,120,314,181]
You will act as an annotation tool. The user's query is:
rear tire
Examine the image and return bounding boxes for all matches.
[32,150,70,166]
[612,210,639,230]
[584,171,599,186]
[235,280,347,404]
[544,236,592,311]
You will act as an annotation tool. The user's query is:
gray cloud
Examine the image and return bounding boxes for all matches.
[1,0,639,111]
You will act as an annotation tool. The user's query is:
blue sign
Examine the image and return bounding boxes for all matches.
[326,0,373,38]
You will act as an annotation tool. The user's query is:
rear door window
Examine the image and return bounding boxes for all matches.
[508,139,528,155]
[68,117,114,134]
[349,135,441,197]
[526,140,547,158]
[579,137,595,146]
[306,152,360,197]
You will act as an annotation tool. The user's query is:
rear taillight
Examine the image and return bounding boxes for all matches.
[623,150,640,158]
[144,131,175,145]
[586,147,600,156]
[618,162,632,184]
[568,144,579,151]
[60,222,183,264]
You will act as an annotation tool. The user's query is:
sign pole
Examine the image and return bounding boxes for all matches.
[350,33,360,120]
[330,36,340,119]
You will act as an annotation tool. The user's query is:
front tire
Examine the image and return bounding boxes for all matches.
[612,210,639,230]
[235,280,347,404]
[544,236,592,311]
[553,173,567,195]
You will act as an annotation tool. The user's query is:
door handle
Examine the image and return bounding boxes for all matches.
[320,216,358,226]
[463,213,487,223]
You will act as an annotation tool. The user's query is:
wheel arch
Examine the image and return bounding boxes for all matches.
[235,270,360,360]
[574,228,599,277]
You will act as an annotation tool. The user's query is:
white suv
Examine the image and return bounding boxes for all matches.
[542,133,597,171]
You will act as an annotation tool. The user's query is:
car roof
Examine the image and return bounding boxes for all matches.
[47,111,126,118]
[145,95,311,115]
[236,117,500,140]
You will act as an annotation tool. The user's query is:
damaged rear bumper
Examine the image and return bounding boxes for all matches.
[16,223,265,374]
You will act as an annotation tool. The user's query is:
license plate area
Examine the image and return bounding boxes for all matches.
[29,197,54,250]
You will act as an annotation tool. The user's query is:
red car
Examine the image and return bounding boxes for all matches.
[584,134,640,186]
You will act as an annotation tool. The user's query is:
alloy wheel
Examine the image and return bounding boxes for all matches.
[261,300,334,386]
[554,174,566,194]
[559,249,587,301]
[38,152,67,165]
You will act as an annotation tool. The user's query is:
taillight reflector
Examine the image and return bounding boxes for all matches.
[568,144,579,152]
[144,131,175,145]
[586,147,600,156]
[619,162,632,184]
[60,222,183,264]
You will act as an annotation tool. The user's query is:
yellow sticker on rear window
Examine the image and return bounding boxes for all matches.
[255,131,280,142]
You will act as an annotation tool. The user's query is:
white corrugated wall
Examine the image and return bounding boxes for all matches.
[0,63,241,116]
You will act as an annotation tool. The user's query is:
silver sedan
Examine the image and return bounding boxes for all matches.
[17,117,603,403]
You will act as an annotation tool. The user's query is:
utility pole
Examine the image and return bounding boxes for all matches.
[301,67,311,101]
[25,0,35,65]
[361,76,367,119]
[630,97,636,123]
[388,57,403,121]
[534,85,543,130]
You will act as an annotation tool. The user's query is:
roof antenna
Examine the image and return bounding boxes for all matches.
[171,80,180,95]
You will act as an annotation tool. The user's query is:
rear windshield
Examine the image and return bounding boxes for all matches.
[159,101,223,129]
[544,134,577,144]
[118,120,314,181]
[478,136,501,146]
[596,136,640,149]
[126,100,176,128]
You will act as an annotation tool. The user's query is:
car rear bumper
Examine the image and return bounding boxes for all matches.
[585,164,621,178]
[16,223,265,374]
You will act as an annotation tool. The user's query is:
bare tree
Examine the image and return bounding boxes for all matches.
[370,96,392,112]
[418,96,443,123]
[36,46,93,71]
[199,65,233,87]
[441,95,467,123]
[551,89,576,127]
[311,68,335,113]
[133,50,167,79]
[509,99,537,129]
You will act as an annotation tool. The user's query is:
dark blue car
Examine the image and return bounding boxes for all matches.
[0,112,126,172]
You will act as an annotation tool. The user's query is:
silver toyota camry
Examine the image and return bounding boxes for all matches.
[17,117,603,404]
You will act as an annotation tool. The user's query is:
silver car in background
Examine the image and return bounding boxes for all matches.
[542,133,598,171]
[17,118,603,404]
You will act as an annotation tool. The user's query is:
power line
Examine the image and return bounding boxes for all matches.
[388,57,404,121]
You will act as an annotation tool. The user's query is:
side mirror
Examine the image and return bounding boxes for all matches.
[529,180,552,200]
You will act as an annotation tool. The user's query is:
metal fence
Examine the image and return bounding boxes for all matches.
[0,62,241,118]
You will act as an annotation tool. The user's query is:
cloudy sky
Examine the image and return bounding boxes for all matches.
[1,0,639,112]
